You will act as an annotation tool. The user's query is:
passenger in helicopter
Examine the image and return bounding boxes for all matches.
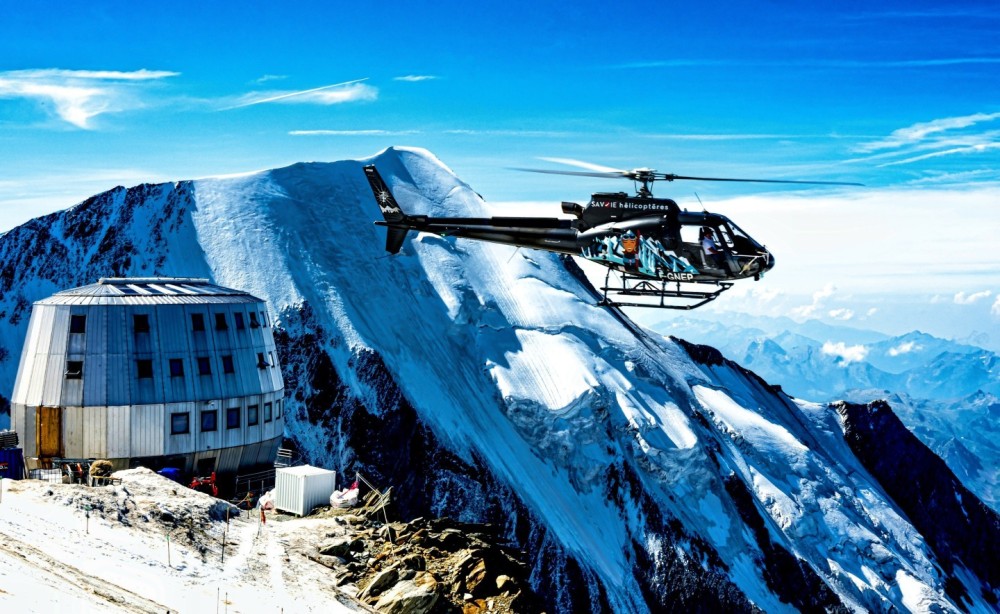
[700,227,727,269]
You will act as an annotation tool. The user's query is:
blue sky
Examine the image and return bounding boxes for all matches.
[2,0,999,342]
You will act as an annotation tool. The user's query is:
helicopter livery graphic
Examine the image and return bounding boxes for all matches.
[364,162,859,310]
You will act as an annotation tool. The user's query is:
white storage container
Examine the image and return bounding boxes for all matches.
[274,465,337,516]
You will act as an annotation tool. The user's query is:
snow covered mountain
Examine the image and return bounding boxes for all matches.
[652,315,1000,511]
[1,147,998,612]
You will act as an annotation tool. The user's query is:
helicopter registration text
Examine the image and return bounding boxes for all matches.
[663,272,695,281]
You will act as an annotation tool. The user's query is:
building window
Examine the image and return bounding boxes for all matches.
[268,351,275,368]
[169,358,184,377]
[137,359,153,379]
[234,312,245,330]
[226,407,240,429]
[133,314,150,333]
[249,311,260,328]
[191,313,205,331]
[201,410,218,432]
[264,402,272,423]
[257,352,268,368]
[171,412,190,435]
[70,314,86,334]
[215,313,228,330]
[275,400,282,419]
[260,311,269,327]
[66,360,83,379]
[222,355,235,374]
[248,404,259,426]
[197,356,211,375]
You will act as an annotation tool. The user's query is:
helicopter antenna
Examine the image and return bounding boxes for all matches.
[694,192,707,212]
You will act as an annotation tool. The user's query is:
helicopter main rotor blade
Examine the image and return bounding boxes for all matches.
[537,157,627,174]
[510,167,630,179]
[661,173,864,186]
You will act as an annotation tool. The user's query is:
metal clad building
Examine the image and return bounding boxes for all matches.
[11,278,284,475]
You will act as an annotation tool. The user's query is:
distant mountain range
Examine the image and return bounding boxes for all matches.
[651,313,1000,509]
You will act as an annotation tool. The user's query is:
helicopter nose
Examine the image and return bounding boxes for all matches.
[763,250,775,271]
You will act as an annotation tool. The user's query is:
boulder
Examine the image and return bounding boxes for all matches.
[462,599,489,614]
[399,553,426,571]
[359,567,399,601]
[406,528,427,545]
[373,571,440,614]
[378,524,397,543]
[464,559,489,594]
[318,537,356,558]
[495,574,515,593]
[439,528,466,550]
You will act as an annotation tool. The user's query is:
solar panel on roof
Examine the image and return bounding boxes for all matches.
[163,284,199,295]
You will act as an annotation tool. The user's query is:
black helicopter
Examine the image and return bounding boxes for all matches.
[364,161,859,309]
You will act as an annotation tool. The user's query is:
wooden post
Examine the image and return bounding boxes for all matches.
[167,532,172,567]
[221,522,228,564]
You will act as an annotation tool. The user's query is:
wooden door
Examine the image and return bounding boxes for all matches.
[36,406,62,459]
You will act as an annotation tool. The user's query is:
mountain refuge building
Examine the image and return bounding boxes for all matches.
[11,278,284,476]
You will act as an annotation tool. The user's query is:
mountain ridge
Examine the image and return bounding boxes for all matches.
[0,147,997,611]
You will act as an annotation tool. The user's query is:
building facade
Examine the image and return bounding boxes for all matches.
[11,278,284,476]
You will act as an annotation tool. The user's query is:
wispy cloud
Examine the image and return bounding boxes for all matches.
[0,68,178,128]
[856,112,1000,153]
[954,289,993,304]
[879,142,1000,167]
[253,74,288,84]
[444,129,576,137]
[845,112,1000,171]
[993,296,1000,317]
[640,133,802,141]
[222,78,375,110]
[393,75,439,82]
[903,169,1000,186]
[612,58,1000,70]
[289,129,420,136]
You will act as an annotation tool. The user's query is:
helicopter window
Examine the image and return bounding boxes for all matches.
[723,220,759,254]
[679,225,701,243]
[726,221,751,240]
[717,225,735,248]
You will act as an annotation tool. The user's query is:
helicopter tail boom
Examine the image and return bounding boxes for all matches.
[364,164,412,253]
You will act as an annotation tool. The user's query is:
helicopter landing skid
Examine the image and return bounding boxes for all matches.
[598,269,733,310]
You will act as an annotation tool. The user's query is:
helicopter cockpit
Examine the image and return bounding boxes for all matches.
[675,213,772,279]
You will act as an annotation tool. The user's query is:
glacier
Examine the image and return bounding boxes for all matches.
[0,146,997,612]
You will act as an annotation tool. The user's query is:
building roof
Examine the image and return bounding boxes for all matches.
[277,464,335,477]
[36,277,265,306]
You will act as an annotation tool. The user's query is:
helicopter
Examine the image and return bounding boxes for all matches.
[364,161,860,310]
